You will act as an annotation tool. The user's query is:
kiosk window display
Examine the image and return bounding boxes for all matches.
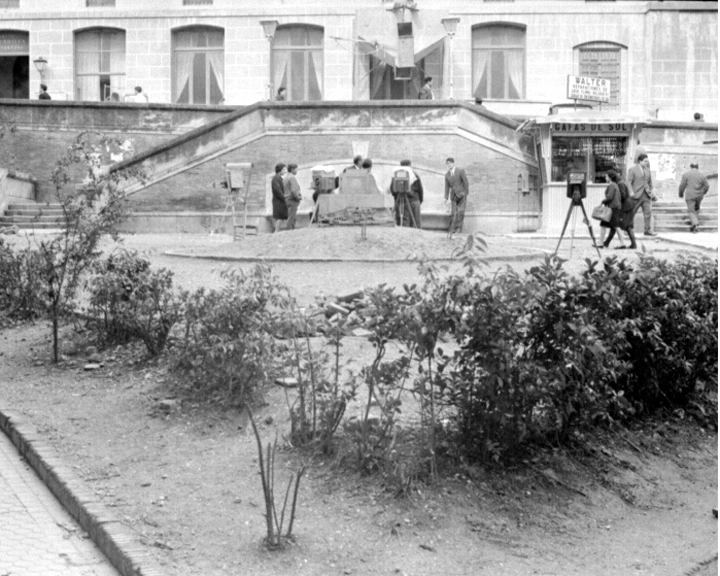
[551,135,627,184]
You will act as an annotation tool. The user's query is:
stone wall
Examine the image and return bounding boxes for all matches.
[0,100,714,234]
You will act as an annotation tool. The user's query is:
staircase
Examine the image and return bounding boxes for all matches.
[0,202,67,230]
[653,198,718,233]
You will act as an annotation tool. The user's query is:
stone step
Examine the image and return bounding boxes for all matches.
[6,203,63,211]
[1,202,68,229]
[0,221,67,230]
[5,208,65,216]
[0,214,66,223]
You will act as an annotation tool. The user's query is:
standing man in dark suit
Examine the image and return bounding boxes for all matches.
[444,157,470,236]
[678,162,710,233]
[627,153,657,236]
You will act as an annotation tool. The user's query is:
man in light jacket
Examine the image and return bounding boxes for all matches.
[283,163,303,230]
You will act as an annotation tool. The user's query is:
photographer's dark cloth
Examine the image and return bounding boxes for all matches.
[271,174,288,220]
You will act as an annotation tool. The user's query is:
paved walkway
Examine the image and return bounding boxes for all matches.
[0,431,120,576]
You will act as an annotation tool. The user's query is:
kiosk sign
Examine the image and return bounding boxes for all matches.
[567,75,610,103]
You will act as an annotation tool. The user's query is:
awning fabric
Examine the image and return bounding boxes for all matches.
[357,36,396,67]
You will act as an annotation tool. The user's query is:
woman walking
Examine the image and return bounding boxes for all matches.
[598,170,623,249]
[617,172,638,249]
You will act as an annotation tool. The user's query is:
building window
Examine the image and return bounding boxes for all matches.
[472,24,525,100]
[75,28,126,101]
[183,0,213,4]
[272,25,323,101]
[577,42,621,109]
[173,27,224,105]
[0,0,20,8]
[0,30,28,99]
[86,0,115,6]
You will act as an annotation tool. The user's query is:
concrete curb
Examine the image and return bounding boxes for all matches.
[655,235,718,253]
[0,408,167,576]
[162,249,547,264]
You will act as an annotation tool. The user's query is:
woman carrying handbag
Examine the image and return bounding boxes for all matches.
[598,171,623,249]
[616,173,638,249]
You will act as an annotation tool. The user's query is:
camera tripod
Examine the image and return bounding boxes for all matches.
[396,192,417,228]
[553,192,602,259]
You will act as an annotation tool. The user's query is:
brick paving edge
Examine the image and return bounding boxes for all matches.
[0,407,168,576]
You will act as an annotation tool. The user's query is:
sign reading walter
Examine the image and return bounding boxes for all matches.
[567,75,611,103]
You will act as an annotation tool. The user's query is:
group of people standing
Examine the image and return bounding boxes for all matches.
[270,163,303,232]
[269,154,474,235]
[598,153,710,249]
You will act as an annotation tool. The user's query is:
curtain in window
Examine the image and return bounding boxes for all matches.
[506,51,523,100]
[472,51,489,99]
[308,48,322,100]
[175,52,193,103]
[207,50,224,102]
[272,50,290,96]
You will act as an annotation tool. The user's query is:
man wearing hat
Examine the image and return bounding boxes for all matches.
[678,162,710,233]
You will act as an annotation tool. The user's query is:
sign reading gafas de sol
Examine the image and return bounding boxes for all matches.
[567,75,611,103]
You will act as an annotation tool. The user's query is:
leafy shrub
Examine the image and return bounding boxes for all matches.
[85,249,181,356]
[0,238,45,321]
[424,252,716,463]
[592,253,718,413]
[171,265,294,405]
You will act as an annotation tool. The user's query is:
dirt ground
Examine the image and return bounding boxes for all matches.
[0,228,717,576]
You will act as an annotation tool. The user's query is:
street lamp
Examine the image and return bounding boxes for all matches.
[441,17,460,99]
[33,56,48,82]
[260,20,279,101]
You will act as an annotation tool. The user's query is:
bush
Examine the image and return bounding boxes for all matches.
[171,265,294,406]
[409,252,716,463]
[0,238,45,322]
[593,253,718,413]
[85,249,181,356]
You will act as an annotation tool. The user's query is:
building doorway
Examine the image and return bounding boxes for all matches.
[0,31,29,99]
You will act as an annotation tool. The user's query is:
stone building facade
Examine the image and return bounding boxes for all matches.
[0,0,716,122]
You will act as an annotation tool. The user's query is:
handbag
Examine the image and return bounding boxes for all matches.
[592,204,612,222]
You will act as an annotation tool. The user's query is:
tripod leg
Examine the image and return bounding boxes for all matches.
[553,201,576,256]
[578,200,603,259]
[406,195,417,228]
[309,201,320,228]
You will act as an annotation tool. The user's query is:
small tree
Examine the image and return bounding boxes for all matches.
[37,131,145,362]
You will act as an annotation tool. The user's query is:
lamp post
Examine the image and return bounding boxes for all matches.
[441,17,460,100]
[33,56,48,82]
[260,20,279,101]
